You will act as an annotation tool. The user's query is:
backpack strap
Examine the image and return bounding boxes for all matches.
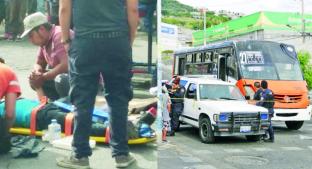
[104,127,110,144]
[30,97,48,135]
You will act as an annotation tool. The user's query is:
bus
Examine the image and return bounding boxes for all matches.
[173,40,311,130]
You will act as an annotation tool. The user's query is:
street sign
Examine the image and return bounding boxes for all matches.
[160,22,178,51]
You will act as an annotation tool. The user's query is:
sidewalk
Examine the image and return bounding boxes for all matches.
[0,141,157,169]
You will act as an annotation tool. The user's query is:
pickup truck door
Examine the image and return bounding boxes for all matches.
[182,83,199,126]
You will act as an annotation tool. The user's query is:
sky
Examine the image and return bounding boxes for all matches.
[177,0,312,15]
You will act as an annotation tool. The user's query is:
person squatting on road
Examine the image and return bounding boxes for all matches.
[169,76,185,135]
[161,85,172,142]
[58,0,139,168]
[0,58,21,154]
[256,80,275,142]
[21,12,73,101]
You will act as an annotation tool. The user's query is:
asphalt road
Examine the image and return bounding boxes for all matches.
[158,120,312,169]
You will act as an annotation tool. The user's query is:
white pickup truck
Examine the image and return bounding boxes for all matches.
[176,76,270,143]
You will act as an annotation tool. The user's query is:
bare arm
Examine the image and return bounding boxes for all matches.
[59,0,72,44]
[34,58,47,73]
[5,92,18,129]
[42,56,68,80]
[126,0,139,46]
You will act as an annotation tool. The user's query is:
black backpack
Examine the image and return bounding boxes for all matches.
[0,117,11,154]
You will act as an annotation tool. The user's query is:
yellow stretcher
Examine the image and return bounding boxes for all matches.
[10,128,156,144]
[9,97,156,145]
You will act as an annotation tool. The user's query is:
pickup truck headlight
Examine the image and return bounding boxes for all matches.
[260,113,269,120]
[213,113,229,122]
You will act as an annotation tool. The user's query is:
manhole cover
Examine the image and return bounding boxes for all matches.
[225,156,269,165]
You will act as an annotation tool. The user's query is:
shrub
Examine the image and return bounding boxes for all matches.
[298,51,312,89]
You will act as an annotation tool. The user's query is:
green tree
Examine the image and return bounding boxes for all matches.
[298,51,312,89]
[161,0,230,30]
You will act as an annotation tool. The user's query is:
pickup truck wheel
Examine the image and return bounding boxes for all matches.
[246,135,261,142]
[285,121,304,130]
[199,117,215,143]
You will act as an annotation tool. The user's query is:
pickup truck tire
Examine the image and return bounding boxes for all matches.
[246,135,261,142]
[285,121,304,130]
[199,117,215,143]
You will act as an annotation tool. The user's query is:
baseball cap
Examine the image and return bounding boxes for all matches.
[21,12,48,38]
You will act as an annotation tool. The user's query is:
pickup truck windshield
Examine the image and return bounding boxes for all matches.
[199,84,245,100]
[236,41,303,80]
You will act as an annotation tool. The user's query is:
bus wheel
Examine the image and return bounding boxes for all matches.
[285,121,304,130]
[246,135,261,142]
[199,117,215,143]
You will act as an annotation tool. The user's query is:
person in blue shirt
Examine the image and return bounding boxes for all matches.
[256,80,275,142]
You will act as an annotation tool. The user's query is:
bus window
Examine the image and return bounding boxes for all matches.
[186,54,192,63]
[204,51,213,63]
[219,55,227,81]
[200,53,205,62]
[195,53,202,63]
[212,52,218,63]
[178,57,186,75]
[227,55,238,79]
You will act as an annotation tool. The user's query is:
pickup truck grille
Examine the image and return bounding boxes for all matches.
[232,113,259,125]
[230,113,261,132]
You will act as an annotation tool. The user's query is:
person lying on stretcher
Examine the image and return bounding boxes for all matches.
[0,97,157,139]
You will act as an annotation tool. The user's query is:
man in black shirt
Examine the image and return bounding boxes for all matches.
[58,0,139,168]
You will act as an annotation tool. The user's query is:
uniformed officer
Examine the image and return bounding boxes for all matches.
[257,80,275,142]
[169,76,185,135]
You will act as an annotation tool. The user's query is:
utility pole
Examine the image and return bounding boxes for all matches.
[200,8,207,45]
[301,0,306,43]
[203,8,207,45]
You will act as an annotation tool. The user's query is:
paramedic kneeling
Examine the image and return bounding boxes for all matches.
[0,58,21,154]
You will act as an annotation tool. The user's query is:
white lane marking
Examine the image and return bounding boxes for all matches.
[281,147,303,151]
[185,165,218,169]
[253,147,274,152]
[223,149,245,153]
[299,135,312,140]
[179,156,203,163]
[194,150,213,154]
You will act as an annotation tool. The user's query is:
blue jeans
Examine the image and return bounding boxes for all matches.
[42,73,69,101]
[266,116,274,140]
[69,32,133,158]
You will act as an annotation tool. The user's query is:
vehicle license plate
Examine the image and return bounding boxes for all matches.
[240,126,251,133]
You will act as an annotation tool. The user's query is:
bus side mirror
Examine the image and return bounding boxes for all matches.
[245,96,250,100]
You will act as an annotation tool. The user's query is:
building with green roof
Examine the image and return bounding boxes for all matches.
[192,11,312,52]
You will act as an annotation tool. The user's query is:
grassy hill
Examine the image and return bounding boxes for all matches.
[161,0,230,30]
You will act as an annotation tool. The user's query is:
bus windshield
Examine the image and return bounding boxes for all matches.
[236,41,303,80]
